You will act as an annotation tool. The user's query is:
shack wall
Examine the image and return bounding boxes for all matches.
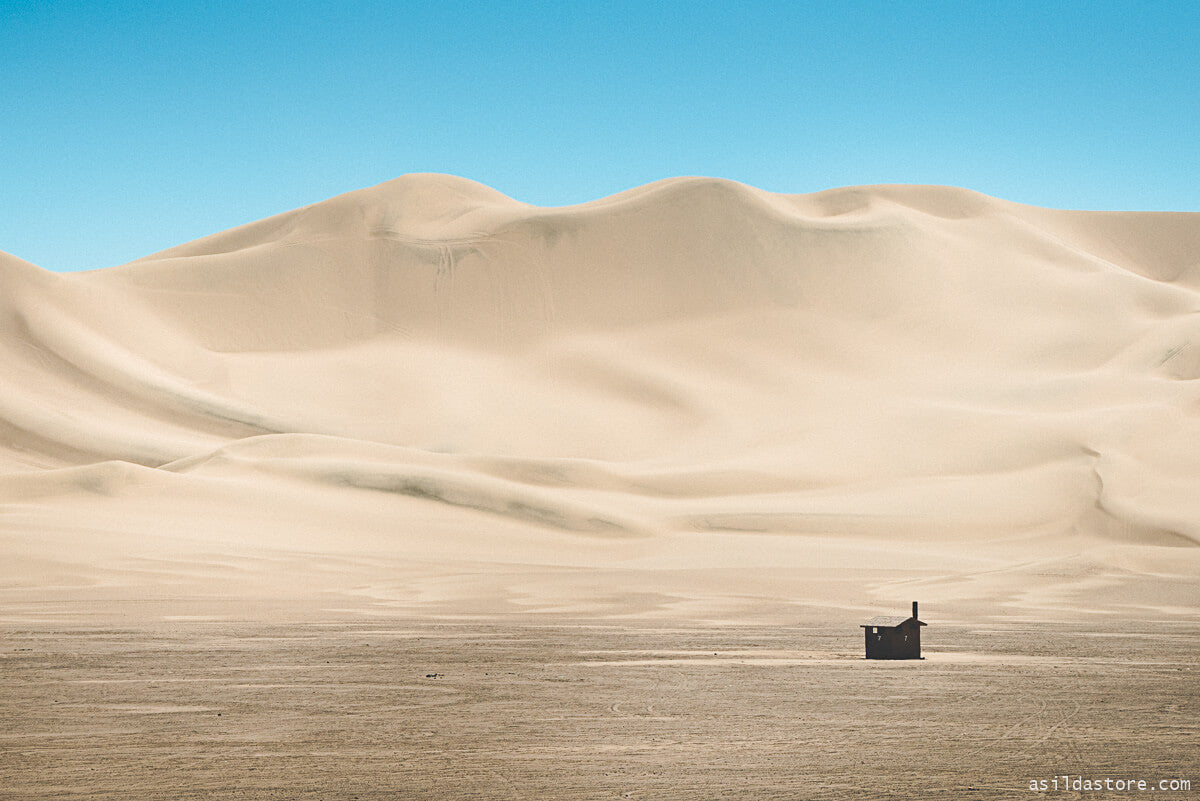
[864,621,921,660]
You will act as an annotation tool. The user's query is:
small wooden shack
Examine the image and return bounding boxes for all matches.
[861,601,926,660]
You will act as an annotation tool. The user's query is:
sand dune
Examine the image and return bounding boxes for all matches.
[3,174,1199,622]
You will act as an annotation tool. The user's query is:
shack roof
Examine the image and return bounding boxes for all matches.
[860,615,926,628]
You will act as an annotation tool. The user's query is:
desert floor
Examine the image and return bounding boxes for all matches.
[2,605,1196,800]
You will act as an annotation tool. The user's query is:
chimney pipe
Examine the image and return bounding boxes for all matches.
[912,601,918,620]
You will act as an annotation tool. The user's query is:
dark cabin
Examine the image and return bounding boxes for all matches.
[861,601,926,660]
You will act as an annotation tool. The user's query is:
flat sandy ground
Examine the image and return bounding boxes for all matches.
[2,609,1196,800]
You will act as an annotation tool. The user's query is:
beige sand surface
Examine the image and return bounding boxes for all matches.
[2,174,1200,624]
[1,621,1196,799]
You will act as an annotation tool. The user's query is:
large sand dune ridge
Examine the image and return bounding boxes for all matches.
[3,174,1199,622]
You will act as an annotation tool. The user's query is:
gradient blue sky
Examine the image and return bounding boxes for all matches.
[3,1,1198,272]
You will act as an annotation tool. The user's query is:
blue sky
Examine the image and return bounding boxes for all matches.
[2,1,1198,272]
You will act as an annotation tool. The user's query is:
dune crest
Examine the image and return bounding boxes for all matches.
[3,175,1199,622]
